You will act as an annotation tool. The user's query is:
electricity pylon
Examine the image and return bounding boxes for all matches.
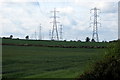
[35,31,37,40]
[49,30,51,40]
[60,24,63,40]
[50,8,59,40]
[39,24,42,40]
[90,7,101,42]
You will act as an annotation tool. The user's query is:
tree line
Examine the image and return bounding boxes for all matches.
[2,35,108,42]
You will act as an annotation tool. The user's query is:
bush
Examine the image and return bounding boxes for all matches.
[78,40,120,80]
[86,37,90,42]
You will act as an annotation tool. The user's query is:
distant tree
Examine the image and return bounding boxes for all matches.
[86,37,90,42]
[64,40,66,42]
[91,39,95,42]
[25,35,29,40]
[102,41,105,42]
[105,41,107,43]
[73,40,76,42]
[78,40,81,42]
[10,35,13,39]
[70,40,72,42]
[2,37,6,39]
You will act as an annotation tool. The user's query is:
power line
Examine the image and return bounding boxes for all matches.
[90,7,101,42]
[36,0,51,18]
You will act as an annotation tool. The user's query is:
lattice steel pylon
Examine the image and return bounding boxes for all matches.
[59,24,63,40]
[39,24,42,40]
[90,7,101,42]
[50,8,59,40]
[49,30,51,40]
[35,31,37,40]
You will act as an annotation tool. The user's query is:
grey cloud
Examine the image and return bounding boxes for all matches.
[102,2,118,13]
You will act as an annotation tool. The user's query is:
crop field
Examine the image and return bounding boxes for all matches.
[2,39,109,78]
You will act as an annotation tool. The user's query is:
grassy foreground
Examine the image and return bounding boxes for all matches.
[2,45,106,78]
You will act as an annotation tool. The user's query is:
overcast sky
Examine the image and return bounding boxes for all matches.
[0,0,119,41]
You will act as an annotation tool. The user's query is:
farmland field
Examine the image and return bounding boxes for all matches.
[2,39,108,78]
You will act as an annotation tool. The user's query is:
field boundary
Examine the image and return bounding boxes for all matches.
[1,43,108,49]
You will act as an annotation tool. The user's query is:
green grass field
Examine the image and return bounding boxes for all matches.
[2,39,108,78]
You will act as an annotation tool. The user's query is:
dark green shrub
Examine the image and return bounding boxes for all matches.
[78,40,120,80]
